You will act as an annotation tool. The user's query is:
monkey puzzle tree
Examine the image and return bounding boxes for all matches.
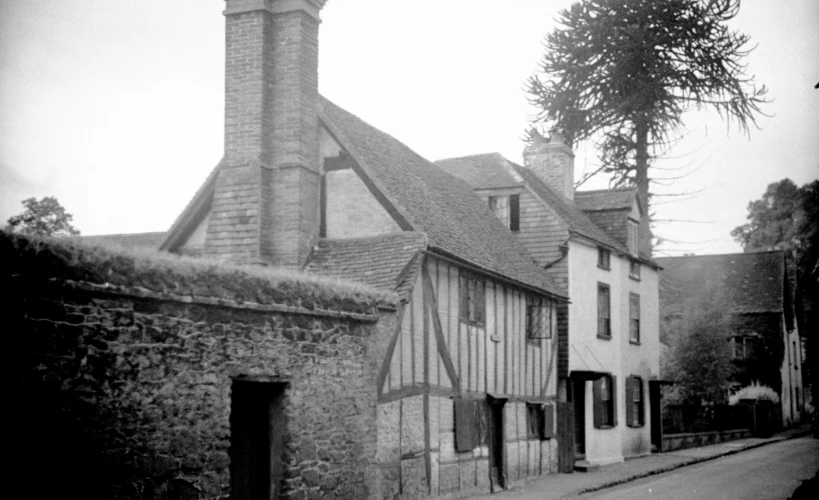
[526,0,768,211]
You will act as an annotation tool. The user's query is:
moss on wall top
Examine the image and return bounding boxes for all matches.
[2,231,395,314]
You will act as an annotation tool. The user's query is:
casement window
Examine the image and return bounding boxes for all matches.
[598,248,611,270]
[629,261,641,280]
[628,219,639,255]
[626,376,644,427]
[454,398,488,452]
[597,283,611,339]
[526,296,553,342]
[488,194,520,232]
[731,336,759,359]
[593,375,617,428]
[459,274,485,325]
[629,293,640,344]
[526,403,546,440]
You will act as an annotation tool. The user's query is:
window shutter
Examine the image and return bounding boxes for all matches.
[625,376,635,427]
[455,398,475,451]
[611,376,618,427]
[510,194,520,231]
[543,403,555,439]
[592,379,603,428]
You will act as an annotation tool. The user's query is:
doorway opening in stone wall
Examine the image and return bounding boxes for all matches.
[487,395,507,493]
[230,378,288,500]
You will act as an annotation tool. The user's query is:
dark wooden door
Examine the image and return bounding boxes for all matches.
[649,381,663,452]
[231,380,287,500]
[573,378,586,456]
[488,400,506,492]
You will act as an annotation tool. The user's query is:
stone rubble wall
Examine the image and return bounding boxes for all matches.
[6,242,396,500]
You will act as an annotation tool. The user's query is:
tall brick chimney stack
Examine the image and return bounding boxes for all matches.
[204,0,328,266]
[523,131,575,201]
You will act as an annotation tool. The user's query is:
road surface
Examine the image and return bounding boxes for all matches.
[582,437,818,500]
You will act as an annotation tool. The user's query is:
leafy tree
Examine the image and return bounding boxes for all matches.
[731,178,818,405]
[526,0,768,210]
[662,291,735,405]
[5,196,81,237]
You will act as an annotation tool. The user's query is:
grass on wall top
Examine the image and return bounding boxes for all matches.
[1,231,394,314]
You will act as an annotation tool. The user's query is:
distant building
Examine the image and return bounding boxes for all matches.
[656,251,805,427]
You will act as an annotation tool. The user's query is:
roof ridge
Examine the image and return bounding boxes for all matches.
[576,186,637,194]
[435,152,503,163]
[656,250,784,260]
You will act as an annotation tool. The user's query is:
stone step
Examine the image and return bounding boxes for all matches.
[574,460,600,473]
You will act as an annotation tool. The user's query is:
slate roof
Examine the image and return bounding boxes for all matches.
[656,251,785,314]
[434,153,521,190]
[81,232,167,250]
[318,97,566,299]
[575,188,639,212]
[304,231,427,298]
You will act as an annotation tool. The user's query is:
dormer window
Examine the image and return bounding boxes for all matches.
[488,194,520,231]
[629,261,641,280]
[628,219,639,256]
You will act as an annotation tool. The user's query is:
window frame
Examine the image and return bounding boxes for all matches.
[629,260,641,280]
[626,376,645,428]
[731,336,759,359]
[628,219,640,255]
[487,194,520,232]
[526,403,546,440]
[597,283,611,339]
[593,374,617,429]
[459,274,486,326]
[526,295,553,344]
[629,292,640,344]
[598,247,611,270]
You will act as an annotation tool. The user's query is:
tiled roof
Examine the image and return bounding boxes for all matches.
[304,231,427,297]
[583,210,629,249]
[80,232,167,250]
[575,188,639,212]
[656,251,785,314]
[435,153,522,190]
[318,97,566,299]
[512,165,629,254]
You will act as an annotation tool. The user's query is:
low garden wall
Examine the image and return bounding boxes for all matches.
[661,428,751,452]
[3,232,397,500]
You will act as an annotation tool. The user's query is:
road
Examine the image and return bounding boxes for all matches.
[582,437,819,500]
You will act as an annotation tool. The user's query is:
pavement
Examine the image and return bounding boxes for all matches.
[468,424,814,500]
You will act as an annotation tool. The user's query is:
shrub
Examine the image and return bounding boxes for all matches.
[728,381,780,405]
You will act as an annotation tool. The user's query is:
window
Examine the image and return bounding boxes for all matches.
[526,296,553,342]
[598,248,611,269]
[626,376,644,427]
[488,194,520,231]
[628,219,639,255]
[593,375,616,428]
[527,403,546,440]
[731,336,759,359]
[597,283,611,338]
[460,274,485,325]
[629,293,640,344]
[629,261,641,280]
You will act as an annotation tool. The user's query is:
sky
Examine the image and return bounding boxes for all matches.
[1,0,817,257]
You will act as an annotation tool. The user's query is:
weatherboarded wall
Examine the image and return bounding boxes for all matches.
[4,233,396,500]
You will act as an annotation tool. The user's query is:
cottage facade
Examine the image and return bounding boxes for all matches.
[437,134,662,467]
[656,251,805,427]
[86,1,573,498]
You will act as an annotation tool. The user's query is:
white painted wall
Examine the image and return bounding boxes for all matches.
[567,240,660,464]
